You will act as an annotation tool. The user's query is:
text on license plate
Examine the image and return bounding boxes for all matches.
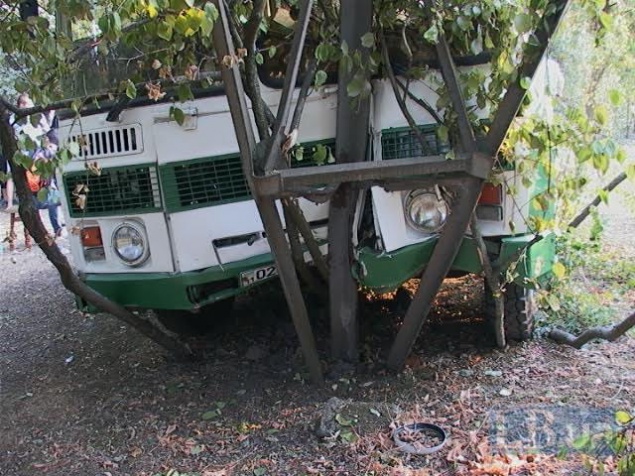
[240,265,278,287]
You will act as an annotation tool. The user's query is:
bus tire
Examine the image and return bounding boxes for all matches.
[484,281,536,341]
[154,298,235,336]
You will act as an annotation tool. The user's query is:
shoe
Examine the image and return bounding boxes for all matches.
[2,205,18,214]
[55,228,63,238]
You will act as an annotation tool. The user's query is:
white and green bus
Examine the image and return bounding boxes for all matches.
[55,12,556,340]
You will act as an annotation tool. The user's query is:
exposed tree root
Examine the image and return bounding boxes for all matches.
[549,311,635,348]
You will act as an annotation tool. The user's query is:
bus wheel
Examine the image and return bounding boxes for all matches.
[484,281,536,341]
[154,298,235,336]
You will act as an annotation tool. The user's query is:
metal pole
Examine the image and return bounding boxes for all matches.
[329,0,373,362]
[264,0,315,173]
[212,0,322,384]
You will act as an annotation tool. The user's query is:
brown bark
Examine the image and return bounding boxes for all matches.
[329,0,372,362]
[549,311,635,348]
[568,171,628,229]
[471,217,506,348]
[0,104,194,360]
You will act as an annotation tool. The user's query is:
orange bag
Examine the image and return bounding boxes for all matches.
[26,170,42,193]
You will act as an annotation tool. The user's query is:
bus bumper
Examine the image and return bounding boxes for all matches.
[354,233,556,291]
[76,253,277,312]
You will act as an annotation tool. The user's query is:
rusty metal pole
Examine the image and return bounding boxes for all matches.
[211,0,322,384]
[387,0,571,370]
[329,0,373,362]
[387,29,482,370]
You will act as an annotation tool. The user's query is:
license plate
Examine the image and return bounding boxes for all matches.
[240,264,278,287]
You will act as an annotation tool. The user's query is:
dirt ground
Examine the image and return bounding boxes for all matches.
[1,163,634,475]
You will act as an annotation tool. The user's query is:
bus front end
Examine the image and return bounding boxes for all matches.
[58,88,333,314]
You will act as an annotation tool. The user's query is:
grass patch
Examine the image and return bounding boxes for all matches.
[540,232,635,333]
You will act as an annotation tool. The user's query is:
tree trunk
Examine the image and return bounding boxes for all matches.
[0,106,194,360]
[328,0,372,362]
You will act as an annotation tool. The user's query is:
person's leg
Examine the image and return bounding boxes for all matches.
[32,194,61,235]
[47,203,62,236]
[6,179,15,209]
[1,179,17,212]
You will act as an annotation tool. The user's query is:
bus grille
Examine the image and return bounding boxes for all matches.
[63,165,161,218]
[160,155,251,211]
[69,124,143,159]
[381,125,450,160]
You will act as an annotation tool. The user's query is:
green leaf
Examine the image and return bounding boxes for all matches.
[253,468,266,476]
[594,105,609,126]
[201,410,218,420]
[314,70,327,87]
[599,11,613,31]
[552,262,566,279]
[514,13,532,34]
[315,43,330,62]
[170,106,186,126]
[340,40,349,56]
[125,80,137,99]
[456,16,471,31]
[615,148,626,163]
[615,410,632,425]
[313,144,328,165]
[335,413,352,426]
[484,31,494,50]
[177,83,194,102]
[592,153,609,174]
[572,434,591,450]
[340,430,357,443]
[546,294,561,312]
[347,76,365,98]
[423,24,439,43]
[360,32,374,48]
[157,21,173,41]
[519,76,531,90]
[255,52,264,65]
[268,45,277,58]
[598,189,609,204]
[436,125,449,143]
[608,89,621,106]
[204,2,219,23]
[470,35,483,55]
[293,146,304,162]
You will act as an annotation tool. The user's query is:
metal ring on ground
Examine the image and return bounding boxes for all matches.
[392,422,448,455]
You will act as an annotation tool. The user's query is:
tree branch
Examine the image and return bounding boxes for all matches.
[282,200,328,299]
[396,79,443,124]
[549,311,635,348]
[224,0,274,138]
[379,29,433,155]
[0,104,194,360]
[568,171,628,229]
[471,216,506,348]
[291,60,318,130]
[282,198,329,281]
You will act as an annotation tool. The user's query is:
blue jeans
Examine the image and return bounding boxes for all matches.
[32,194,61,234]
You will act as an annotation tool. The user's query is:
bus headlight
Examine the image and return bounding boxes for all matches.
[112,222,149,266]
[404,189,449,233]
